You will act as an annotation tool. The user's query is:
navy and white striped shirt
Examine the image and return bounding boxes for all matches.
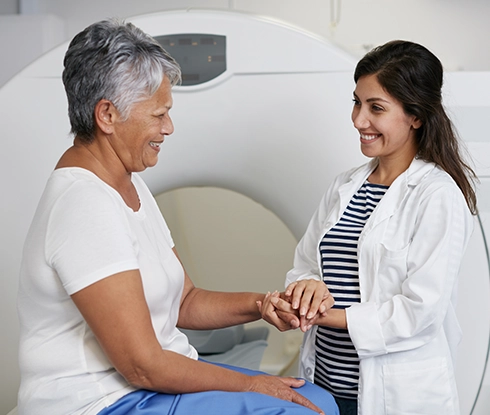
[314,180,389,399]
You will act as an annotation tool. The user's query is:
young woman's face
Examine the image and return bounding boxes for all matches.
[351,74,421,162]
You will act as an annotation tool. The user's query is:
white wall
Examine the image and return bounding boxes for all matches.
[0,14,64,86]
[1,1,490,414]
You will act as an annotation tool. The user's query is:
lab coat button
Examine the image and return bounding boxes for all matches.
[306,367,313,376]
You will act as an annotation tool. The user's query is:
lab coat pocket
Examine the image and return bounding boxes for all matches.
[383,358,455,415]
[377,243,409,301]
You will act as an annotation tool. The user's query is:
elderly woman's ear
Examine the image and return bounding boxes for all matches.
[94,99,118,135]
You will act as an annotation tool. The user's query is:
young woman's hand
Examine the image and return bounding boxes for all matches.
[286,279,333,316]
[279,279,334,332]
[257,280,335,333]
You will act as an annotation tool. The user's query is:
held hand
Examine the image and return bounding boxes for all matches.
[257,291,300,331]
[248,374,325,415]
[285,279,334,320]
[268,296,314,333]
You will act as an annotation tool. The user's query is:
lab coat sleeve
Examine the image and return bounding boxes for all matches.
[347,182,473,358]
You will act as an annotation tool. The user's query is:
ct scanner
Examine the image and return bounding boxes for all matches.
[0,9,489,415]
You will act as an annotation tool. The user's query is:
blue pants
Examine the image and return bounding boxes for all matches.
[98,362,339,415]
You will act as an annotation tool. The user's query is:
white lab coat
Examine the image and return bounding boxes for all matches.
[286,157,474,415]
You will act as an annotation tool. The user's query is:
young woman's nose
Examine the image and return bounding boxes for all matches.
[352,107,370,130]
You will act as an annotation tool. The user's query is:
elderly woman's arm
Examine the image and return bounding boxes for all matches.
[71,263,324,414]
[174,248,265,330]
[174,249,305,332]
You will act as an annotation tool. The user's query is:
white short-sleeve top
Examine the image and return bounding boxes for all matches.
[18,168,198,415]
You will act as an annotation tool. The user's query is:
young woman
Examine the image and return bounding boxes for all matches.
[261,40,477,415]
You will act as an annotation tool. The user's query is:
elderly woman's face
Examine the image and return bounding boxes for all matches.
[111,77,174,173]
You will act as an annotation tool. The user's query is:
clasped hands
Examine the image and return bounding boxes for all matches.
[257,279,334,333]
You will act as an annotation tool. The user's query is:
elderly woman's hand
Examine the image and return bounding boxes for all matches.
[248,374,325,415]
[256,291,301,331]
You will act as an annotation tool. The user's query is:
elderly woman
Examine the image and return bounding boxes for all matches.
[16,19,337,415]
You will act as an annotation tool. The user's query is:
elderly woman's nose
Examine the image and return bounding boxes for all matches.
[163,116,174,135]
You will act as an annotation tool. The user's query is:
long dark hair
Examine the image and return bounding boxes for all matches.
[354,40,477,214]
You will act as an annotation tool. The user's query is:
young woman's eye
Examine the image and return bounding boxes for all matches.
[372,105,383,112]
[352,98,360,106]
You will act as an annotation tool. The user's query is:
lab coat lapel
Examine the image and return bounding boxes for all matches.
[363,157,436,234]
[337,159,378,221]
[357,157,436,301]
[364,174,407,234]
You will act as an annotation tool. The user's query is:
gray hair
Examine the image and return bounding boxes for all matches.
[62,18,181,142]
